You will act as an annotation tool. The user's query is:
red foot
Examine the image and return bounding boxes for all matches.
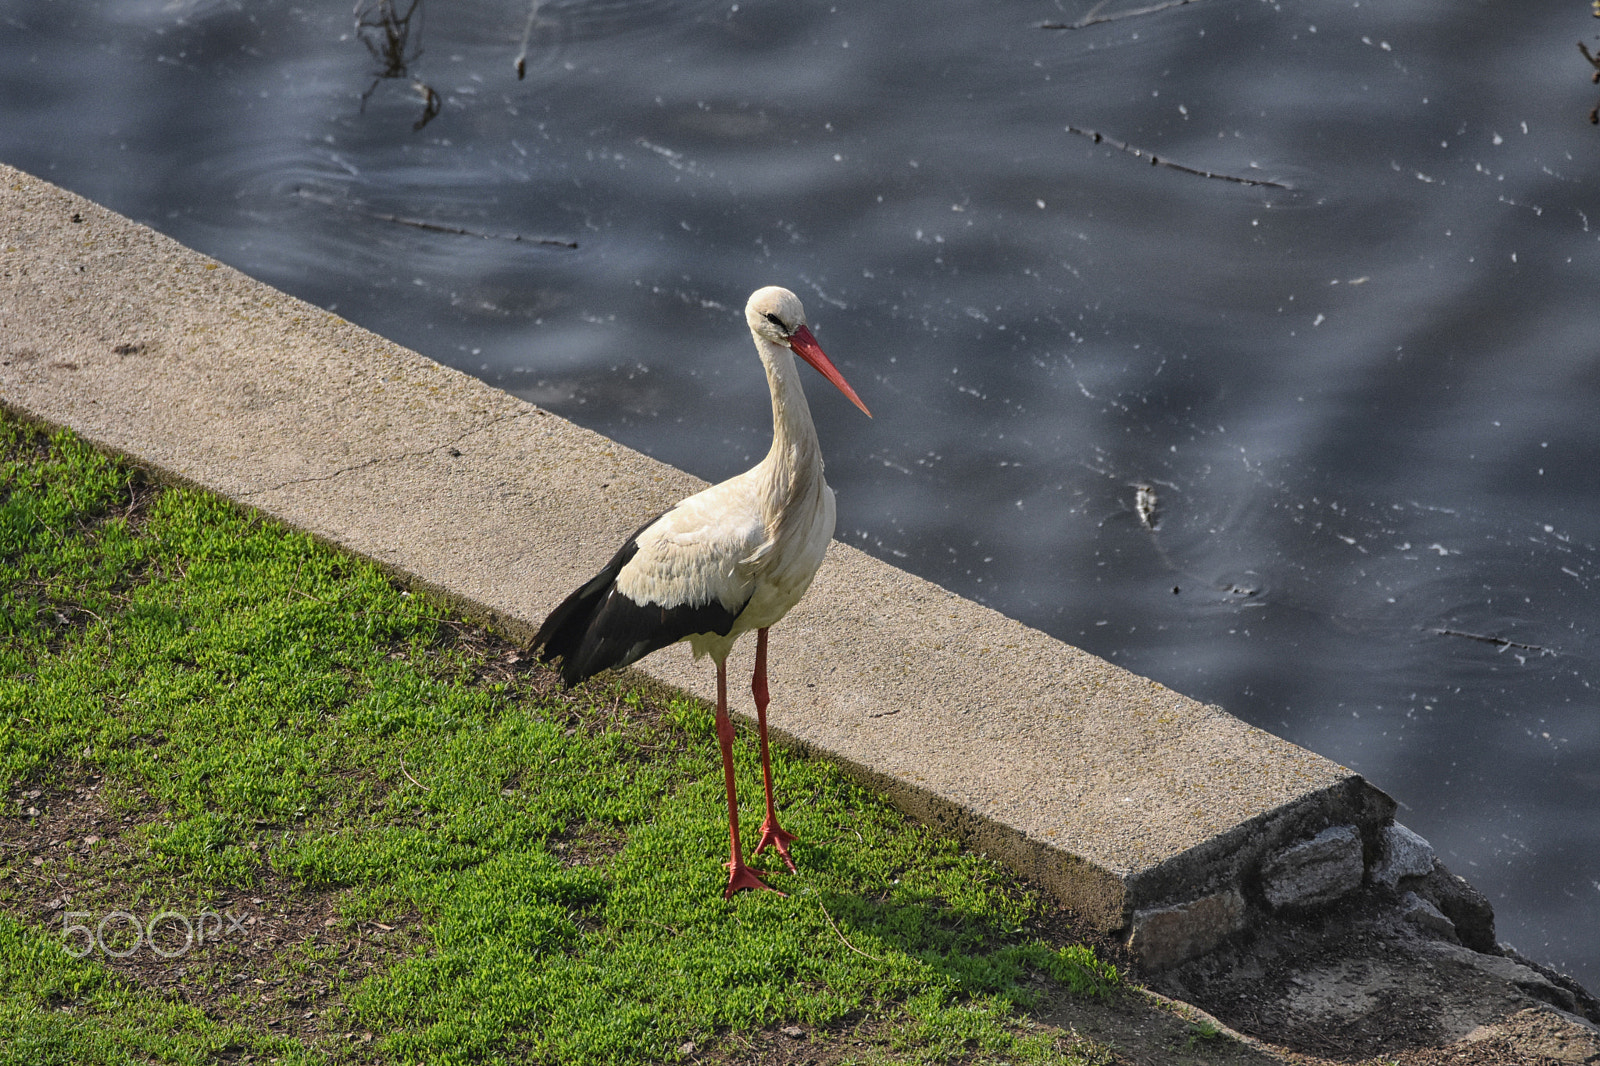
[724,859,786,899]
[753,818,798,873]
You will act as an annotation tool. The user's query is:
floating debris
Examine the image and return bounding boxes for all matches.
[1134,482,1160,530]
[1063,125,1291,189]
[292,188,578,249]
[1040,0,1208,31]
[1432,628,1555,657]
[514,0,543,79]
[355,0,441,131]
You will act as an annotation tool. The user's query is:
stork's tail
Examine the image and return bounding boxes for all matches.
[530,531,645,688]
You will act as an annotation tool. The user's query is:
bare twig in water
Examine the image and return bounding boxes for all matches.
[369,210,578,248]
[1580,41,1600,124]
[1064,125,1291,188]
[1580,40,1600,77]
[356,0,422,77]
[514,0,542,80]
[292,188,579,248]
[1040,0,1206,31]
[409,80,441,131]
[1432,629,1555,657]
[355,0,441,130]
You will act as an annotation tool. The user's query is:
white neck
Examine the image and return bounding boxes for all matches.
[763,339,819,452]
[754,334,825,526]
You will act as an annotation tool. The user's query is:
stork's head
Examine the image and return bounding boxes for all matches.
[746,285,808,346]
[745,286,871,417]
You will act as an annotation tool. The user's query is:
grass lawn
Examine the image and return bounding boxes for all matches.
[0,410,1129,1065]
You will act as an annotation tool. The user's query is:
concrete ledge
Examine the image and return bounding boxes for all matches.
[1,163,1400,967]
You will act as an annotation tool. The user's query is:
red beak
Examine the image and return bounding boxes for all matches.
[785,325,872,418]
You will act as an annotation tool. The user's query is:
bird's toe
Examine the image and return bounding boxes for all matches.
[754,819,799,873]
[724,859,785,898]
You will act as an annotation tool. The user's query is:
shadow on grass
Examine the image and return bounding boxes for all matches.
[813,885,1121,1005]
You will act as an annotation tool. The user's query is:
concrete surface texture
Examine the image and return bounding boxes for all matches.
[1,162,1394,962]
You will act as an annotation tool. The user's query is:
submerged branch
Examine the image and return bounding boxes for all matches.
[1064,125,1291,189]
[408,80,441,131]
[514,0,541,79]
[1580,41,1600,124]
[1432,628,1556,657]
[293,188,579,248]
[1040,0,1206,31]
[368,211,577,247]
[354,0,440,130]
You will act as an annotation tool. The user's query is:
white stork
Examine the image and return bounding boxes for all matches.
[531,286,871,897]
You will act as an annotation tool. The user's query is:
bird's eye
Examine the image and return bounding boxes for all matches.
[764,312,787,331]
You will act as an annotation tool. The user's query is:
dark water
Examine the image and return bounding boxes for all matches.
[4,0,1598,987]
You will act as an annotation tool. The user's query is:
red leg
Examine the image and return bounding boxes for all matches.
[750,628,798,872]
[716,656,781,898]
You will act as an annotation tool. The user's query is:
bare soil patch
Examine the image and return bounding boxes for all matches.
[2,773,422,1057]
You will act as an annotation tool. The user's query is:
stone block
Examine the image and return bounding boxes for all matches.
[1399,890,1456,937]
[1373,822,1435,888]
[1128,889,1247,970]
[1261,825,1364,910]
[1414,861,1498,954]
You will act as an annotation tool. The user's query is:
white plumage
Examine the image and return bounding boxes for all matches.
[532,285,870,896]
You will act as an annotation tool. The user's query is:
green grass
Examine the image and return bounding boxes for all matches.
[0,411,1122,1065]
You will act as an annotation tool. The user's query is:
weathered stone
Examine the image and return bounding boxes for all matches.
[1399,890,1456,937]
[1261,825,1364,910]
[1128,889,1247,970]
[1373,822,1436,888]
[1413,860,1498,954]
[1423,941,1580,1016]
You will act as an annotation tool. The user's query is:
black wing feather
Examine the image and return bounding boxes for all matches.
[531,513,747,687]
[531,518,651,663]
